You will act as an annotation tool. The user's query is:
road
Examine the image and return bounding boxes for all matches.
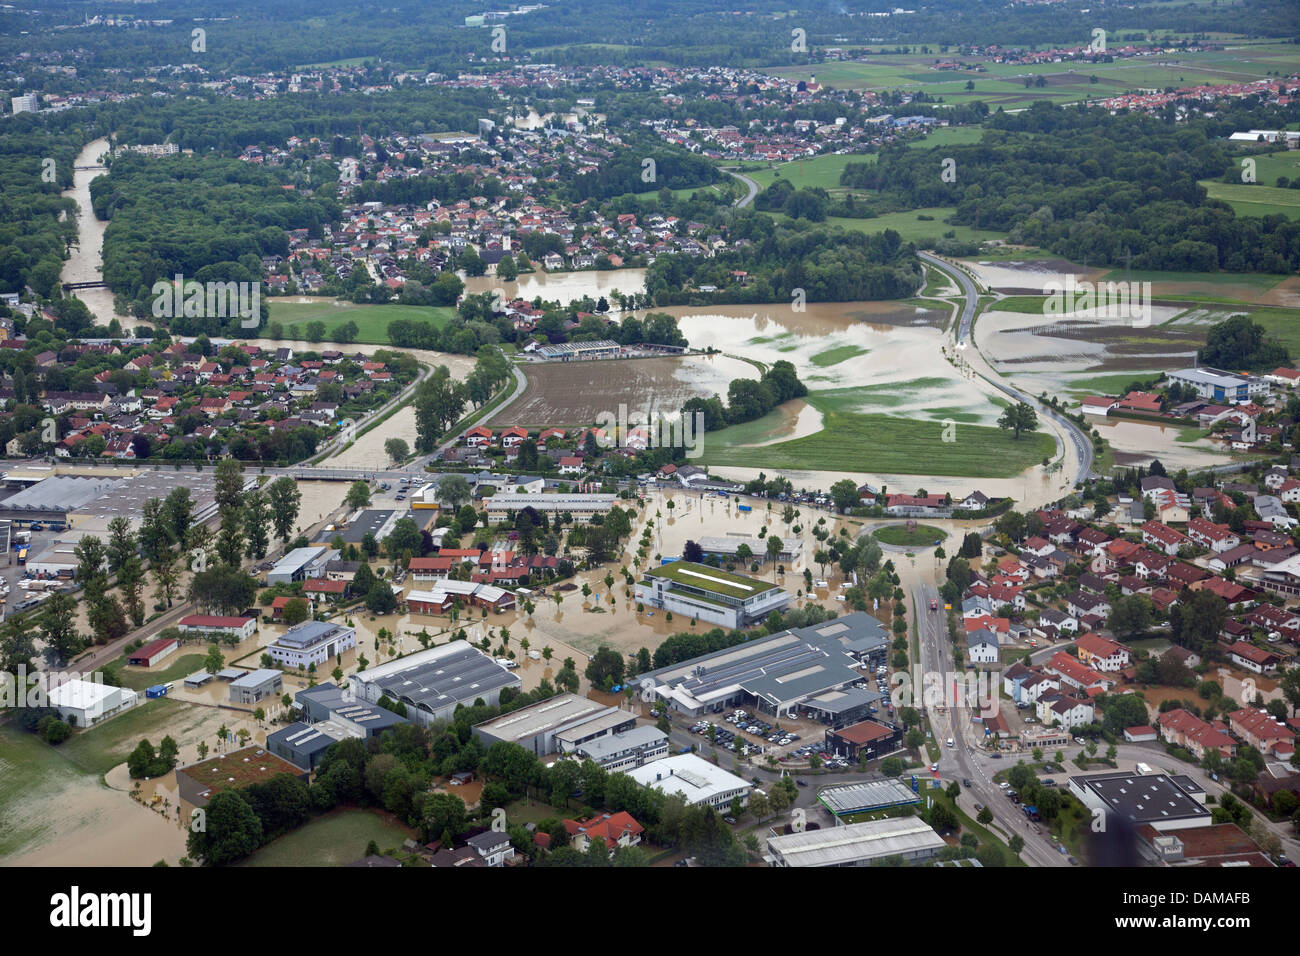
[724,168,760,208]
[410,352,528,470]
[918,251,1096,488]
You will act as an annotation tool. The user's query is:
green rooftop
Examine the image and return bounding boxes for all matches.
[644,560,777,600]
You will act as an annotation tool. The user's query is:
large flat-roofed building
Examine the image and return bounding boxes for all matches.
[48,679,138,727]
[178,614,258,642]
[69,469,242,531]
[482,493,617,523]
[0,475,122,526]
[571,725,669,772]
[626,753,751,809]
[766,817,946,867]
[267,546,329,585]
[817,778,922,816]
[642,612,889,719]
[635,560,790,629]
[229,668,284,705]
[266,620,357,669]
[535,339,620,360]
[473,693,627,756]
[406,579,516,614]
[175,746,307,807]
[266,721,347,771]
[1166,367,1269,404]
[1068,770,1212,833]
[351,643,520,726]
[291,682,409,738]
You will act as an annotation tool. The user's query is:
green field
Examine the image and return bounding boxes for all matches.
[873,524,947,548]
[742,153,873,193]
[906,126,985,151]
[238,809,418,866]
[1201,180,1300,220]
[266,300,455,345]
[703,399,1056,479]
[823,208,1007,245]
[112,653,206,692]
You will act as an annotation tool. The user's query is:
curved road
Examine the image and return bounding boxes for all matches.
[918,251,1096,487]
[725,169,760,208]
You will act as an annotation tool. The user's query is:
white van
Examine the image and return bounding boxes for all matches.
[946,737,955,748]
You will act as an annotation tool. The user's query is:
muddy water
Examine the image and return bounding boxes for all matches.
[1086,417,1233,471]
[60,138,135,327]
[960,258,1110,293]
[463,268,646,305]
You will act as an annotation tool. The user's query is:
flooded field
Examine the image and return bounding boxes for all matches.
[1087,417,1233,471]
[463,267,645,305]
[488,353,753,427]
[961,258,1110,293]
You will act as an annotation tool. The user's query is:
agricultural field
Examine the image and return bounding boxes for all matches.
[1201,180,1300,220]
[703,401,1056,478]
[266,299,455,345]
[487,354,751,427]
[824,208,1008,245]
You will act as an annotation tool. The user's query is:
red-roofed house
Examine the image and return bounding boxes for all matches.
[177,615,258,641]
[1228,641,1281,675]
[128,636,181,667]
[1074,632,1131,672]
[1227,708,1296,756]
[1156,709,1236,760]
[563,812,644,853]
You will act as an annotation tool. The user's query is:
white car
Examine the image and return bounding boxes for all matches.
[495,658,518,669]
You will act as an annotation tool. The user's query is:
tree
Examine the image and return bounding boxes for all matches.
[585,646,624,688]
[282,597,310,626]
[366,578,398,614]
[830,478,860,513]
[213,457,246,513]
[0,616,37,674]
[438,475,473,509]
[187,790,263,866]
[1109,593,1154,639]
[105,516,138,576]
[41,592,84,663]
[346,480,372,509]
[267,477,302,544]
[384,438,409,463]
[242,490,271,560]
[74,535,109,602]
[189,566,258,616]
[422,792,468,842]
[997,402,1038,440]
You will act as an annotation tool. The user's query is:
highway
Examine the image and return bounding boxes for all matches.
[918,250,1096,486]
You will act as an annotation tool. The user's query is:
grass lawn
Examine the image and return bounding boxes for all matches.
[990,295,1049,314]
[704,404,1056,479]
[873,524,947,548]
[57,699,188,778]
[0,724,88,857]
[238,808,418,866]
[111,653,207,692]
[743,153,874,193]
[1242,307,1300,357]
[266,300,455,345]
[906,126,985,151]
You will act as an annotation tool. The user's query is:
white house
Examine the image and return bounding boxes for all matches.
[966,630,999,665]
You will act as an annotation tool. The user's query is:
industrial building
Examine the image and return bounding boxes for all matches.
[817,778,923,816]
[473,693,632,756]
[0,475,121,526]
[766,818,947,868]
[350,643,520,726]
[266,721,346,771]
[266,546,331,585]
[292,682,409,738]
[626,753,752,809]
[634,560,791,629]
[641,612,891,719]
[1165,367,1269,404]
[48,679,138,727]
[266,620,357,669]
[128,637,180,668]
[406,579,516,614]
[228,668,284,705]
[1068,769,1212,833]
[177,614,258,642]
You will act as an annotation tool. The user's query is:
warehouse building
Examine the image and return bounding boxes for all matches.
[626,753,752,809]
[292,682,409,738]
[128,637,181,668]
[176,746,306,808]
[697,535,803,565]
[635,560,790,629]
[766,818,947,868]
[1165,367,1269,404]
[817,779,923,816]
[0,475,121,526]
[48,678,138,727]
[266,721,347,772]
[351,643,520,726]
[266,546,330,585]
[473,693,629,756]
[642,612,890,718]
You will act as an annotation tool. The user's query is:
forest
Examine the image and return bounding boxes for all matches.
[90,154,339,322]
[840,100,1300,273]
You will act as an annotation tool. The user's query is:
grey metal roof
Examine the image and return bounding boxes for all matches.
[362,644,515,714]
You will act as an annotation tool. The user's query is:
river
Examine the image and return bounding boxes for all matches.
[60,137,136,327]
